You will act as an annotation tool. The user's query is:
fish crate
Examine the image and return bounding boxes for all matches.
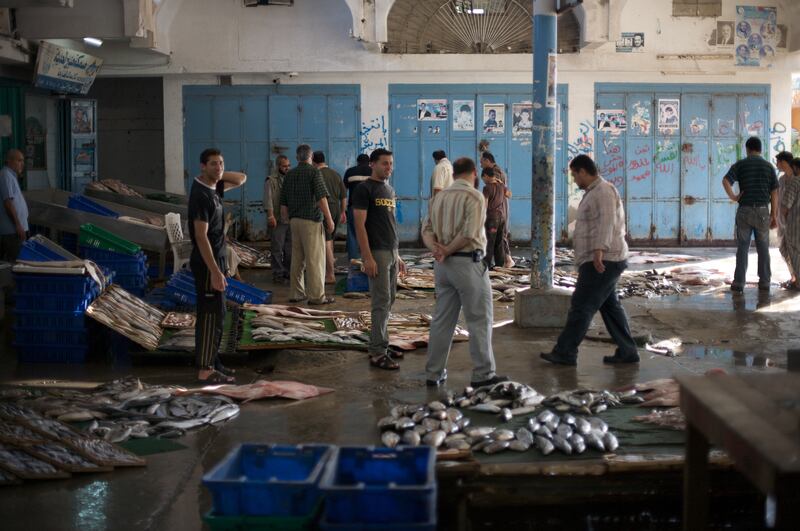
[320,446,436,526]
[114,273,148,291]
[67,195,119,218]
[78,223,141,256]
[167,271,271,306]
[14,291,95,313]
[18,240,69,262]
[345,271,369,293]
[203,443,333,517]
[13,273,97,297]
[13,309,86,330]
[13,327,87,347]
[204,500,323,531]
[15,344,88,363]
[60,232,78,254]
[80,246,148,276]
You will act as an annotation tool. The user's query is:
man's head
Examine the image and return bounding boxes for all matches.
[433,150,446,163]
[459,104,471,116]
[791,158,800,177]
[520,109,531,121]
[633,33,643,47]
[296,144,312,163]
[776,151,794,174]
[276,155,290,175]
[453,157,477,183]
[488,109,496,120]
[356,154,370,166]
[312,150,326,167]
[569,154,599,190]
[200,148,224,182]
[481,167,495,184]
[664,106,674,116]
[721,24,732,41]
[5,149,24,175]
[480,151,495,169]
[745,137,762,155]
[370,148,393,181]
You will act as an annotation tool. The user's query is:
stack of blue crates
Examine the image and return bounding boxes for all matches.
[67,194,120,218]
[165,269,271,306]
[80,246,148,297]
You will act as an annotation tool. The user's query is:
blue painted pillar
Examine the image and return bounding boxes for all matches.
[530,0,557,289]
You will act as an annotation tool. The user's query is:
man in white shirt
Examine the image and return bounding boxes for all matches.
[0,149,28,262]
[430,150,453,197]
[541,155,638,366]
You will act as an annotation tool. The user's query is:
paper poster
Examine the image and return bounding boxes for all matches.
[657,99,680,134]
[546,52,557,108]
[452,100,474,131]
[716,21,734,46]
[511,103,532,137]
[596,109,627,132]
[616,32,644,53]
[735,6,777,67]
[72,139,96,175]
[482,103,505,134]
[25,116,46,170]
[71,100,94,135]
[417,99,447,121]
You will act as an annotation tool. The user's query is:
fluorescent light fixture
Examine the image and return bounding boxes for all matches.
[83,37,103,47]
[471,8,485,14]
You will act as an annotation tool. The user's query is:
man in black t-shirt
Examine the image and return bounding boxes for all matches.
[343,154,371,259]
[189,148,246,384]
[352,148,406,370]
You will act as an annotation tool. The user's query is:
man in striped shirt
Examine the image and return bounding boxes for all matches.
[541,155,638,366]
[722,137,779,292]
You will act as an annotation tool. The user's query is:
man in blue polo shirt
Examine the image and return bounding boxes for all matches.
[722,137,779,292]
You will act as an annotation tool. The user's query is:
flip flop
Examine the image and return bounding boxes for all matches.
[309,296,336,305]
[214,359,236,376]
[370,354,399,371]
[197,370,236,384]
[388,347,405,360]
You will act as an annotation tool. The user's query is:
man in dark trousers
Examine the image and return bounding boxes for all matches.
[541,155,638,366]
[189,148,246,383]
[313,150,347,284]
[343,154,371,260]
[264,155,291,284]
[723,136,779,292]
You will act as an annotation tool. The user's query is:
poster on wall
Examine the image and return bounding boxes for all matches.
[716,21,735,46]
[452,100,475,131]
[777,24,787,49]
[735,5,777,67]
[25,116,46,170]
[71,100,94,134]
[596,109,627,133]
[546,52,557,108]
[417,99,447,120]
[657,99,680,134]
[482,103,505,134]
[73,139,95,175]
[616,32,644,53]
[512,103,532,137]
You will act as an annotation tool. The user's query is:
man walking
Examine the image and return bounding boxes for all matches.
[540,154,638,366]
[189,148,246,383]
[313,151,347,284]
[481,167,507,269]
[430,150,453,197]
[0,149,28,262]
[480,152,514,267]
[722,137,779,292]
[264,155,292,284]
[280,144,335,305]
[343,154,371,260]
[353,148,405,370]
[422,157,507,387]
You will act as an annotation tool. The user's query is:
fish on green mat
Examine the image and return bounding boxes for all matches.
[119,437,188,456]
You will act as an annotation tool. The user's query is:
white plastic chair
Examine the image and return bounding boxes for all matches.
[165,212,192,271]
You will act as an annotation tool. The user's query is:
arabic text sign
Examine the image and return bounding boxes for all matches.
[34,42,103,95]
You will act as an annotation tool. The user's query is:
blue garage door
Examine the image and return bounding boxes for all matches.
[390,84,569,245]
[595,84,769,245]
[183,85,359,241]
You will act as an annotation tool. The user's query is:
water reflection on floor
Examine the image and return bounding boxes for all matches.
[682,346,775,369]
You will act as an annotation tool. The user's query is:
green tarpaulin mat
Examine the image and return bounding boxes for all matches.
[119,437,188,456]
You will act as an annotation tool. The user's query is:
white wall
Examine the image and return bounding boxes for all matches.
[23,94,58,190]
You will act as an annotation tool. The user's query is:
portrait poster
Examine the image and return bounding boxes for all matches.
[716,21,734,46]
[482,103,505,134]
[71,100,94,135]
[735,6,777,67]
[776,24,787,49]
[546,52,557,108]
[417,99,447,121]
[511,103,532,137]
[657,99,680,134]
[73,142,95,174]
[616,32,644,53]
[452,100,475,131]
[596,109,627,133]
[25,116,46,170]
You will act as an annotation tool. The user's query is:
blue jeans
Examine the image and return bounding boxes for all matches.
[346,206,361,260]
[553,260,637,360]
[733,205,771,288]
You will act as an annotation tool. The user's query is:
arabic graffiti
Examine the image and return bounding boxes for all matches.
[771,121,786,153]
[567,120,594,158]
[360,115,388,153]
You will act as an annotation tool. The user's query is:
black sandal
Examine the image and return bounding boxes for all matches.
[387,347,405,360]
[214,358,236,376]
[370,354,399,371]
[197,370,236,384]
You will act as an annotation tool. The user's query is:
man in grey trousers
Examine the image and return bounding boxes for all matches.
[352,148,406,370]
[264,155,292,283]
[422,157,508,388]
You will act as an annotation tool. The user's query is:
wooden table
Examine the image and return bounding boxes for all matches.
[677,373,800,530]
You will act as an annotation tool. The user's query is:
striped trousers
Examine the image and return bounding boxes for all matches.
[192,256,226,369]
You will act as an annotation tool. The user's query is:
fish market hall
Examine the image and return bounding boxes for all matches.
[1,1,800,529]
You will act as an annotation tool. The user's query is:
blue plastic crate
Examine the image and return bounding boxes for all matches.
[318,516,436,531]
[167,271,271,306]
[14,273,96,297]
[203,444,333,517]
[18,241,66,262]
[148,263,173,279]
[345,271,369,293]
[115,273,148,288]
[14,292,95,313]
[68,195,119,218]
[16,345,88,364]
[320,447,436,526]
[14,310,86,330]
[13,327,87,347]
[60,232,78,254]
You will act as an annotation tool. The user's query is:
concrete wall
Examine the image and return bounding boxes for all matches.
[23,93,58,190]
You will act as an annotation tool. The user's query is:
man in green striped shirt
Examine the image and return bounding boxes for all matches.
[722,137,779,292]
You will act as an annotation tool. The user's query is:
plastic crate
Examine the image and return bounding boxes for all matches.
[68,195,120,218]
[320,447,436,526]
[79,223,141,255]
[167,271,271,306]
[14,310,85,330]
[16,345,88,364]
[203,501,322,531]
[114,273,148,288]
[60,232,78,254]
[346,271,369,293]
[13,327,87,347]
[14,273,96,297]
[203,444,333,517]
[18,240,68,262]
[14,292,95,313]
[318,517,436,531]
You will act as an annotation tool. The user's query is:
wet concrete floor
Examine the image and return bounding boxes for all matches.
[0,247,795,530]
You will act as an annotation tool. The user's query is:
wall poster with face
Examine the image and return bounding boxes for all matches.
[482,103,505,134]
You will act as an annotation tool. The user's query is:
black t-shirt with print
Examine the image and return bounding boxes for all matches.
[351,178,398,251]
[188,178,226,262]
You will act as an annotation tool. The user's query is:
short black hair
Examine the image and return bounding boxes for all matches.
[569,154,598,176]
[432,150,446,162]
[200,148,221,165]
[791,158,800,173]
[481,167,495,178]
[453,157,476,177]
[296,144,313,161]
[459,104,471,113]
[481,151,495,164]
[745,137,762,153]
[370,148,393,163]
[276,155,289,164]
[356,154,370,165]
[776,151,794,164]
[312,151,326,164]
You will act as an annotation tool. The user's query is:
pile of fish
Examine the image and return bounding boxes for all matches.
[524,409,619,456]
[540,388,644,415]
[229,239,271,268]
[159,329,196,351]
[86,179,144,197]
[632,408,686,431]
[456,380,546,421]
[86,284,165,350]
[250,314,369,346]
[161,312,196,329]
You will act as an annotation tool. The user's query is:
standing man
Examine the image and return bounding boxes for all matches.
[481,167,507,269]
[776,151,796,288]
[343,154,371,260]
[189,148,246,384]
[313,151,347,284]
[722,137,779,292]
[480,152,514,267]
[280,144,335,305]
[0,149,28,262]
[264,155,292,284]
[540,154,639,367]
[422,157,507,388]
[353,148,405,370]
[430,150,453,197]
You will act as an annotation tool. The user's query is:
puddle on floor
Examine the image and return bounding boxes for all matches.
[682,346,775,368]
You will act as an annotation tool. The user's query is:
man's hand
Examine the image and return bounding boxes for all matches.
[325,217,334,234]
[770,214,778,230]
[339,211,346,225]
[397,257,406,276]
[432,242,449,263]
[363,256,378,277]
[268,215,277,229]
[16,226,26,242]
[211,270,227,292]
[593,250,606,274]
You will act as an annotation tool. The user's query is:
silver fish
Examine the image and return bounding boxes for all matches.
[568,433,586,454]
[428,401,446,412]
[545,417,560,432]
[484,399,512,407]
[390,405,405,419]
[463,386,474,395]
[402,430,421,447]
[574,417,592,435]
[421,418,440,432]
[395,417,415,431]
[602,432,619,452]
[469,404,501,414]
[156,418,209,431]
[509,440,531,452]
[466,426,495,438]
[210,405,239,424]
[562,413,577,425]
[527,419,541,432]
[471,438,493,452]
[430,410,448,421]
[556,424,573,439]
[106,425,132,443]
[377,416,396,431]
[499,408,512,422]
[444,433,467,442]
[534,425,552,439]
[537,410,556,424]
[483,440,510,454]
[422,430,446,448]
[456,417,471,430]
[381,431,401,448]
[588,417,608,434]
[446,439,471,450]
[413,425,428,436]
[439,420,457,434]
[457,398,472,408]
[592,403,608,414]
[535,436,554,455]
[492,429,515,441]
[509,406,538,417]
[552,435,572,455]
[584,431,606,451]
[445,408,463,422]
[411,410,429,423]
[515,427,534,446]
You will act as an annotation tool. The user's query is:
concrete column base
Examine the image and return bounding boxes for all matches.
[514,287,572,328]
